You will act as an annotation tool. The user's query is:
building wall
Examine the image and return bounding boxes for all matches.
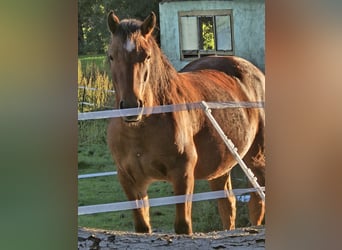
[159,0,265,71]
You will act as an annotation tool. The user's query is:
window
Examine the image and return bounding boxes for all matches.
[179,10,234,60]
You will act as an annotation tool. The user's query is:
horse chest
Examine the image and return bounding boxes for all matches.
[113,125,177,179]
[117,134,147,160]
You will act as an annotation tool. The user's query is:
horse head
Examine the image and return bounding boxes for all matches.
[107,11,156,123]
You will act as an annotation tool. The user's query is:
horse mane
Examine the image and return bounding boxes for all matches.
[145,36,192,152]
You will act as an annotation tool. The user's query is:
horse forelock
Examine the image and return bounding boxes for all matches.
[109,19,141,52]
[117,19,142,36]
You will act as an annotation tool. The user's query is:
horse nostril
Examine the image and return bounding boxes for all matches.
[119,99,144,123]
[119,100,143,109]
[143,71,148,82]
[119,100,124,109]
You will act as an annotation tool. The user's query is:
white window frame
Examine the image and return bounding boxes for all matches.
[178,9,235,60]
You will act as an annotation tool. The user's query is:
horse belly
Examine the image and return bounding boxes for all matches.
[193,110,257,180]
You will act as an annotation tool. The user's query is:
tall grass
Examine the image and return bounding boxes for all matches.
[78,56,113,179]
[78,57,115,113]
[78,56,114,170]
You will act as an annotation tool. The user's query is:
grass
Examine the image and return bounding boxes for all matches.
[78,55,251,233]
[78,54,108,75]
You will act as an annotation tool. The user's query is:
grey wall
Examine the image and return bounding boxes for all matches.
[159,0,265,71]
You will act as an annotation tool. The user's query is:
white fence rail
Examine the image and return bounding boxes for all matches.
[78,171,117,179]
[78,86,115,93]
[78,188,264,215]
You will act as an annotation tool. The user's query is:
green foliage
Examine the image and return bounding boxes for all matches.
[202,21,215,50]
[78,0,162,55]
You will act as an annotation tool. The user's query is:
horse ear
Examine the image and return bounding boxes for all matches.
[141,12,156,37]
[108,10,120,34]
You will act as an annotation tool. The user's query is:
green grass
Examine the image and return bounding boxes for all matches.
[78,54,108,75]
[78,55,251,233]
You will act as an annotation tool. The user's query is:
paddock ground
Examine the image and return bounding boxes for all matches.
[78,225,265,249]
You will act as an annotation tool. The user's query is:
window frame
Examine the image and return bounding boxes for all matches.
[178,9,235,61]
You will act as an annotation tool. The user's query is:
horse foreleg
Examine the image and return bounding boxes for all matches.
[209,172,236,230]
[117,171,151,233]
[172,173,194,235]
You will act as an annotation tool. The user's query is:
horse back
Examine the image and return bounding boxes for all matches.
[180,56,264,82]
[180,56,265,124]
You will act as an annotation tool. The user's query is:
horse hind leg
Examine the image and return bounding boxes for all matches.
[248,165,265,225]
[243,124,266,226]
[209,172,236,230]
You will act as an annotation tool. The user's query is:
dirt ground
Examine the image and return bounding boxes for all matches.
[78,225,265,249]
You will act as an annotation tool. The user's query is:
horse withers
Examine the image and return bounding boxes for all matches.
[106,11,265,235]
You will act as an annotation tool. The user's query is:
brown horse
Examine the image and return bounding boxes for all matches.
[106,11,265,235]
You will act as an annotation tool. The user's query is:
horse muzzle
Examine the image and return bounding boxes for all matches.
[119,99,144,123]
